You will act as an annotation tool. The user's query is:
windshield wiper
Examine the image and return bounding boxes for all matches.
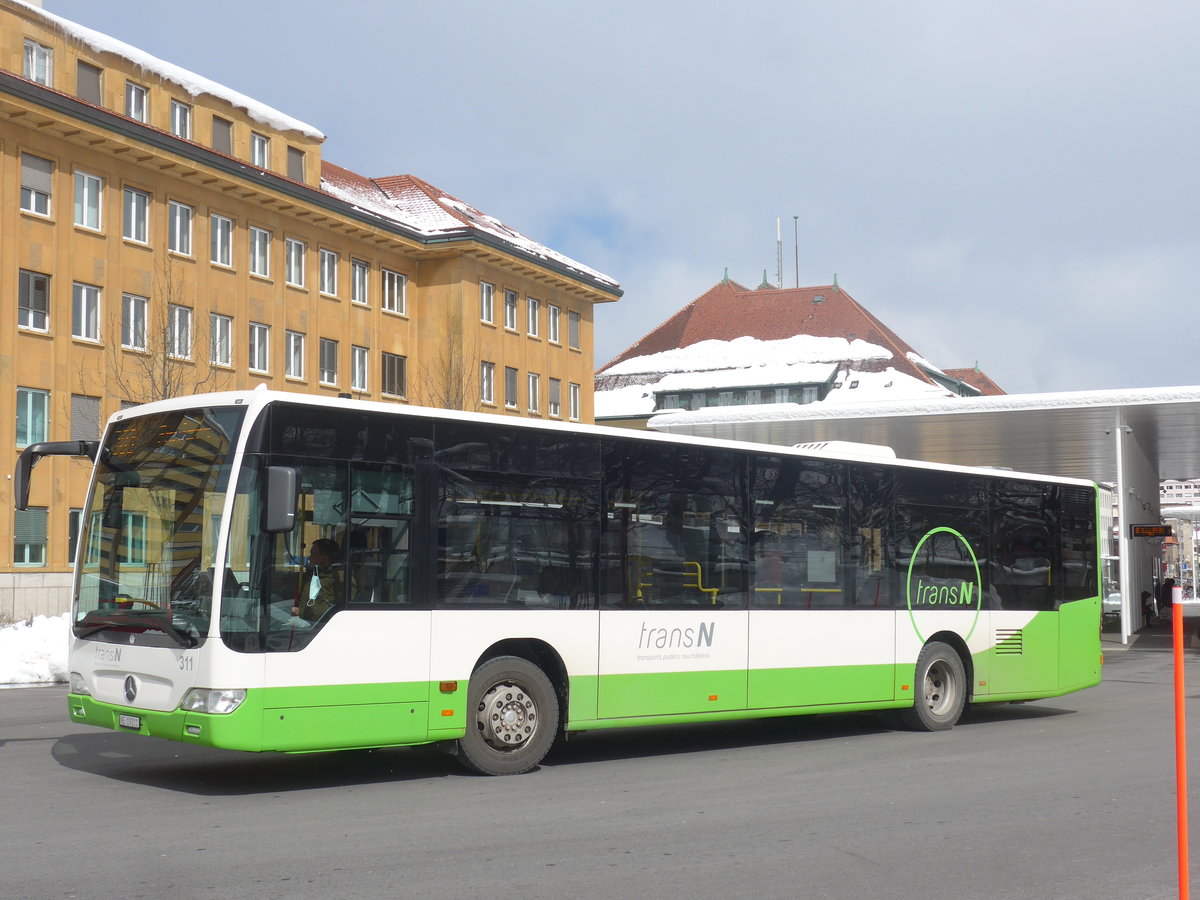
[76,611,198,648]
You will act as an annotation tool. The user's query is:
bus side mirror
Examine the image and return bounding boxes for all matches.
[262,466,298,533]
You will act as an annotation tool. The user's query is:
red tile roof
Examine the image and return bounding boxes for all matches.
[599,280,934,384]
[943,367,1006,396]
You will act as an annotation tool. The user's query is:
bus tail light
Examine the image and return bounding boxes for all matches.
[180,688,246,715]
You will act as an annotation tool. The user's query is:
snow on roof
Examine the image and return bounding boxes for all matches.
[15,0,324,139]
[906,351,947,376]
[436,196,619,288]
[654,362,839,393]
[633,367,954,426]
[320,167,619,288]
[605,334,892,377]
[594,383,656,418]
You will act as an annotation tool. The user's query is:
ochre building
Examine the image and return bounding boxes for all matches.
[0,0,621,618]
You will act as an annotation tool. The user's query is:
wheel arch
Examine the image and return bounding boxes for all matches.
[923,630,975,702]
[473,638,569,723]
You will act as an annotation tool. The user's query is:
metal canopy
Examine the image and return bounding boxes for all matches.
[648,386,1200,483]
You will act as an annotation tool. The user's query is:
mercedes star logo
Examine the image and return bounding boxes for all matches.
[123,675,138,704]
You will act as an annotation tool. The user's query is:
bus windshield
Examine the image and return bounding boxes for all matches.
[74,405,246,647]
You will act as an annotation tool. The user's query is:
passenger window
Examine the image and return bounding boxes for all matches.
[750,456,847,608]
[601,441,747,610]
[991,481,1055,610]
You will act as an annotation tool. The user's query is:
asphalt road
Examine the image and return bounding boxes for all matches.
[2,639,1198,900]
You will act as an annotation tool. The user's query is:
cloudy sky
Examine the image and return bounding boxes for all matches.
[47,0,1200,394]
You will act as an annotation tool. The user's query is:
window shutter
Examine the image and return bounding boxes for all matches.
[212,117,232,154]
[76,61,102,105]
[15,508,48,543]
[19,270,49,313]
[70,394,101,441]
[21,154,52,193]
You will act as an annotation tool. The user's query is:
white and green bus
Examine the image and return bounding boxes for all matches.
[16,389,1102,775]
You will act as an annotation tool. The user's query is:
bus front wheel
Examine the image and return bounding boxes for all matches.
[900,641,966,731]
[456,656,559,775]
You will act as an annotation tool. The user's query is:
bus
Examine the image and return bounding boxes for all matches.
[16,389,1102,775]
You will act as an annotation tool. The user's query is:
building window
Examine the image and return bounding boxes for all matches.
[320,249,339,296]
[527,297,540,337]
[480,361,495,404]
[73,170,102,230]
[125,81,148,122]
[381,352,407,397]
[14,507,47,567]
[16,387,49,447]
[168,200,193,255]
[210,313,232,366]
[76,61,101,104]
[285,237,306,287]
[504,290,518,330]
[505,366,518,408]
[285,330,305,378]
[548,305,561,343]
[249,226,271,277]
[23,40,51,86]
[117,512,147,564]
[170,100,192,138]
[70,394,101,441]
[382,269,406,314]
[72,283,100,342]
[527,373,540,413]
[480,281,494,323]
[351,259,369,304]
[122,294,147,350]
[18,270,50,332]
[568,310,581,349]
[167,305,192,359]
[569,382,581,421]
[210,213,233,267]
[549,378,561,418]
[123,188,150,243]
[287,146,305,181]
[319,338,338,385]
[21,153,53,217]
[351,345,368,392]
[212,116,233,154]
[251,132,269,168]
[249,322,270,373]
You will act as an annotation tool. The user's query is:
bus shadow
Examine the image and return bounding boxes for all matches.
[543,702,1076,768]
[50,702,1076,794]
[51,731,459,796]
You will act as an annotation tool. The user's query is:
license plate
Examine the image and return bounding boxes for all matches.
[118,714,141,730]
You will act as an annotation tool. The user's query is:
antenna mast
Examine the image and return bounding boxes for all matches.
[793,215,799,288]
[775,217,783,289]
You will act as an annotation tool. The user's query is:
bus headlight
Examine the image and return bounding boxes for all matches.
[180,688,246,715]
[69,672,90,696]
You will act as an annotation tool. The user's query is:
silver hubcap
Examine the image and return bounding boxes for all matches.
[923,660,955,716]
[476,681,538,751]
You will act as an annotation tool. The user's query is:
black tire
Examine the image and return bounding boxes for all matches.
[455,656,559,775]
[899,641,966,731]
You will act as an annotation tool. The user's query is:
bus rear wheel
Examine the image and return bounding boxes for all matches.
[456,656,559,775]
[900,641,966,731]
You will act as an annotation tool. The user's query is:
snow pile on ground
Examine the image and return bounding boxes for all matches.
[0,613,69,684]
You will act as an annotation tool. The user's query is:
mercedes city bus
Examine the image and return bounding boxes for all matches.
[16,389,1102,774]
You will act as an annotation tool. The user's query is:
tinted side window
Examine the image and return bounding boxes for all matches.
[991,480,1055,610]
[750,456,847,608]
[435,425,599,609]
[1058,485,1098,603]
[849,464,897,608]
[601,439,747,610]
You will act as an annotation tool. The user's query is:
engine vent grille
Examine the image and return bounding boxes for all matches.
[995,628,1024,655]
